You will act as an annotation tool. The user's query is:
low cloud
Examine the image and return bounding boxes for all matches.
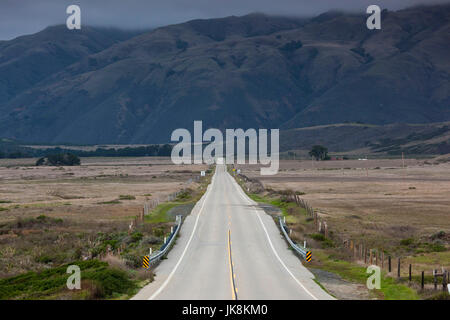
[0,0,449,40]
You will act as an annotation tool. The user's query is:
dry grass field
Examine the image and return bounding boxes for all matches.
[0,157,208,281]
[237,157,450,274]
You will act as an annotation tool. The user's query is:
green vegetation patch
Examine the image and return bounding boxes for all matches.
[97,200,121,205]
[311,250,419,300]
[119,195,136,200]
[144,202,180,224]
[0,260,137,300]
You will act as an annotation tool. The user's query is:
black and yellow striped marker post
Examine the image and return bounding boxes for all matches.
[142,255,150,269]
[306,251,312,262]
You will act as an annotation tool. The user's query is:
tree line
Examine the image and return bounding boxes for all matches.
[0,144,173,159]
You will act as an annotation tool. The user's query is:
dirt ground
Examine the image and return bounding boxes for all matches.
[0,157,208,277]
[237,158,450,264]
[0,157,207,223]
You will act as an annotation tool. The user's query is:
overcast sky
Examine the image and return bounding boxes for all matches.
[0,0,449,40]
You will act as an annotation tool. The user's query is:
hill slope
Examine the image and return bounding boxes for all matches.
[0,5,449,144]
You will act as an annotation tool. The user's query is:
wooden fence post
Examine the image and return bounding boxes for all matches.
[397,258,401,279]
[443,271,448,292]
[409,264,412,281]
[421,271,424,290]
[434,269,437,290]
[388,256,391,272]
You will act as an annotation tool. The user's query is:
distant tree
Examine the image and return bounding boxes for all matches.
[279,40,303,54]
[309,145,329,161]
[36,153,80,166]
[36,157,45,166]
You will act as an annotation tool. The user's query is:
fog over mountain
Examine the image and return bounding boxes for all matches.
[0,4,449,144]
[1,0,449,40]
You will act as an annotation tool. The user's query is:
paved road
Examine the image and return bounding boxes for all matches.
[133,164,334,300]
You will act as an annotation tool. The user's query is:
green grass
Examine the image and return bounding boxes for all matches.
[144,202,180,223]
[119,195,136,200]
[97,200,121,205]
[408,251,450,265]
[0,260,137,300]
[312,250,419,300]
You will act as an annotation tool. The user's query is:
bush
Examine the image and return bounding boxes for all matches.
[310,233,334,248]
[124,254,142,269]
[36,153,80,166]
[279,40,303,53]
[400,238,414,246]
[119,195,135,200]
[84,268,135,298]
[0,260,136,299]
[427,243,446,252]
[130,232,143,243]
[311,233,326,241]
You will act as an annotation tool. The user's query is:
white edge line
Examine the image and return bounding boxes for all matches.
[228,172,319,300]
[147,169,216,300]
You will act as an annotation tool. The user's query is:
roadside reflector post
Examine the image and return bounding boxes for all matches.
[397,258,401,279]
[388,256,391,272]
[142,256,149,269]
[164,236,167,244]
[306,251,312,262]
[149,248,152,256]
[304,240,306,248]
[171,226,173,234]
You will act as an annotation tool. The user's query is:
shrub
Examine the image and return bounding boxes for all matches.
[130,232,143,243]
[310,233,334,248]
[400,238,414,246]
[119,195,135,200]
[36,153,80,166]
[279,40,303,53]
[427,243,446,252]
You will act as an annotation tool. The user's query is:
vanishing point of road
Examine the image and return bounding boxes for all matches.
[133,164,334,300]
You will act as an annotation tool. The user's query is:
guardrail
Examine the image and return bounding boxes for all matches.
[279,217,311,262]
[145,215,183,267]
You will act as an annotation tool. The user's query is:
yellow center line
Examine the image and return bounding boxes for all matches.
[227,229,238,300]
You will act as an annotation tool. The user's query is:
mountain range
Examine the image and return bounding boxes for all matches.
[0,4,449,145]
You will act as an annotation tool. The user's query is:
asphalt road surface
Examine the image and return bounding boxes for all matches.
[133,164,334,300]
